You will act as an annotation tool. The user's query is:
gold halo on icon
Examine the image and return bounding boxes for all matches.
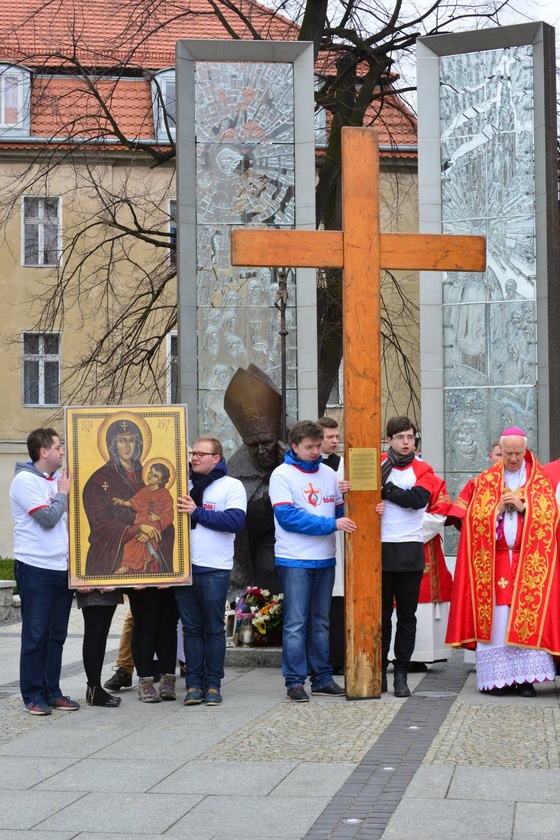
[142,457,176,491]
[97,412,152,463]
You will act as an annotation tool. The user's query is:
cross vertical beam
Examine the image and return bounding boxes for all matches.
[341,129,382,698]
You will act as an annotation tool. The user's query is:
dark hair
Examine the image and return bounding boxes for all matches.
[290,420,324,446]
[150,463,171,487]
[386,416,417,439]
[27,428,60,463]
[194,435,223,458]
[316,416,339,430]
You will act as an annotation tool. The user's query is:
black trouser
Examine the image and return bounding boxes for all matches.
[381,569,423,673]
[127,588,179,678]
[82,604,117,687]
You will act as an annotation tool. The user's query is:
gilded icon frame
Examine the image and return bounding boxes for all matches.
[65,405,190,588]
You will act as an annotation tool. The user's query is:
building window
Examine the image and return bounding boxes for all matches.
[153,70,176,141]
[169,199,176,270]
[23,333,60,406]
[0,64,30,136]
[23,197,61,266]
[168,332,178,403]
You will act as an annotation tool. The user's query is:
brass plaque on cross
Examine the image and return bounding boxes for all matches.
[348,448,378,491]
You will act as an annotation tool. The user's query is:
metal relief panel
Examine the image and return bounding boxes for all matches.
[194,61,297,440]
[440,45,538,497]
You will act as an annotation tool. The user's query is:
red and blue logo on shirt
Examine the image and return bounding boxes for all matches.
[302,482,322,507]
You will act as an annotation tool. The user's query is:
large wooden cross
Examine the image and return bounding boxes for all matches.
[231,127,486,699]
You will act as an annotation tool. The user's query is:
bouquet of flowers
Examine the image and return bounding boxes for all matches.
[236,586,284,646]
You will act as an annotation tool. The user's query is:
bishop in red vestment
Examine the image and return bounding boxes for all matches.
[446,428,560,697]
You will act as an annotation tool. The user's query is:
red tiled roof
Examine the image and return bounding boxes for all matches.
[32,76,155,139]
[0,0,297,71]
[0,0,417,152]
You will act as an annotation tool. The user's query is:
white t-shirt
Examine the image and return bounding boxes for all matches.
[10,467,68,571]
[189,475,247,570]
[269,462,343,562]
[381,463,427,543]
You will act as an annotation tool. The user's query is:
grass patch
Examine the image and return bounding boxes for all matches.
[0,558,16,593]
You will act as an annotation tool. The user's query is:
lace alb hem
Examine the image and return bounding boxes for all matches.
[476,645,555,690]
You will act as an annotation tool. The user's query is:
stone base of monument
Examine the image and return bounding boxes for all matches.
[225,646,282,668]
[0,581,19,622]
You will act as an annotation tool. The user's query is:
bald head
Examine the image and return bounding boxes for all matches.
[500,434,527,474]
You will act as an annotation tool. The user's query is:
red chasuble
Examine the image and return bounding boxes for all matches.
[419,474,453,603]
[445,452,560,654]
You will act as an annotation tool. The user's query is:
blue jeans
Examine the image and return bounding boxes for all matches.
[174,569,230,690]
[15,560,74,705]
[278,565,335,690]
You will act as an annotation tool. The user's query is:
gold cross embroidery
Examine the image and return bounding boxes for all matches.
[498,577,509,589]
[102,482,108,491]
[120,421,128,431]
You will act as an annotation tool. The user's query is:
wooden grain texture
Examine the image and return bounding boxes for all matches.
[231,229,344,267]
[380,234,486,271]
[342,127,382,699]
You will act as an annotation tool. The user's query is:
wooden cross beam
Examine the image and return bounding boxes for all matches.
[231,127,486,699]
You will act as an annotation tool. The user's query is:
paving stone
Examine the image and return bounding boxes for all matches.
[513,802,560,838]
[0,790,82,830]
[151,759,297,795]
[381,799,514,839]
[37,791,203,834]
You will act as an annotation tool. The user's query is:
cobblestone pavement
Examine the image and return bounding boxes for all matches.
[202,701,401,763]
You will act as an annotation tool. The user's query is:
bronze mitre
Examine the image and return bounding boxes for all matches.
[224,364,282,443]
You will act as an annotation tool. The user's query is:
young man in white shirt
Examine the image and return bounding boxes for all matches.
[269,420,357,702]
[175,435,246,707]
[10,427,78,715]
[376,416,435,698]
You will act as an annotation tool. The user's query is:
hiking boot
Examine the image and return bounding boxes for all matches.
[311,682,345,697]
[159,674,177,701]
[287,685,309,702]
[104,667,133,692]
[184,687,204,706]
[393,671,411,698]
[138,677,161,703]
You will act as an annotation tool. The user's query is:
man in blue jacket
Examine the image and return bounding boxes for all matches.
[269,420,357,702]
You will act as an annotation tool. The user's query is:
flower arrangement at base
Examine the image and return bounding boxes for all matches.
[235,586,283,647]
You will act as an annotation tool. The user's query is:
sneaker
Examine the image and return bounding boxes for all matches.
[104,667,133,692]
[184,687,204,706]
[24,700,52,715]
[49,695,80,710]
[138,677,161,703]
[287,685,309,702]
[205,688,222,706]
[311,682,345,697]
[159,674,177,701]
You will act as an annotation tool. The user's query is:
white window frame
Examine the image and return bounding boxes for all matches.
[22,332,61,407]
[0,64,30,136]
[167,331,178,404]
[152,69,176,142]
[22,196,62,267]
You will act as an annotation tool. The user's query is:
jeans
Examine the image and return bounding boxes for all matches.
[382,569,423,673]
[278,565,335,690]
[175,569,230,690]
[15,560,74,705]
